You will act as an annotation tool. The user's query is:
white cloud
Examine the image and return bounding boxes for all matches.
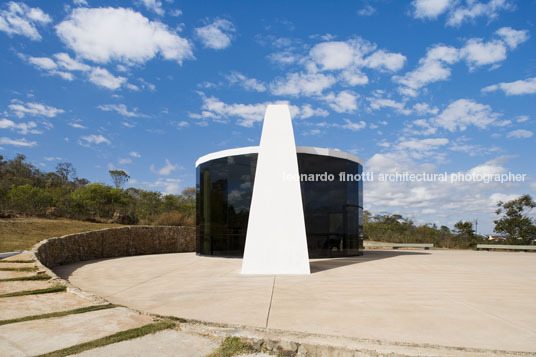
[310,41,359,70]
[395,29,526,95]
[97,104,147,117]
[461,38,506,68]
[431,99,501,132]
[0,2,51,40]
[56,7,194,65]
[79,134,111,146]
[195,18,236,50]
[446,0,513,27]
[397,137,449,152]
[496,27,529,49]
[394,45,459,96]
[368,96,411,115]
[357,5,376,16]
[482,77,536,95]
[413,102,439,115]
[0,136,37,147]
[339,67,369,86]
[68,122,87,129]
[363,50,406,72]
[270,72,336,97]
[151,159,179,175]
[88,67,126,90]
[516,115,529,123]
[412,0,452,19]
[340,119,366,131]
[226,72,266,92]
[8,100,64,118]
[322,91,359,113]
[118,157,132,165]
[130,151,141,158]
[0,118,41,135]
[53,52,91,71]
[138,0,165,16]
[28,57,56,70]
[506,129,533,139]
[190,94,329,127]
[146,178,181,194]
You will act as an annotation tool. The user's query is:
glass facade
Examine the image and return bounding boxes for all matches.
[196,152,363,258]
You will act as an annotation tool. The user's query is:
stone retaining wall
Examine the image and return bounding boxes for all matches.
[34,226,195,268]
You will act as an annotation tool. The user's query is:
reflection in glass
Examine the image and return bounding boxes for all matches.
[196,153,363,258]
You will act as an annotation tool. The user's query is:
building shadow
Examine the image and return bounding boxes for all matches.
[310,249,430,273]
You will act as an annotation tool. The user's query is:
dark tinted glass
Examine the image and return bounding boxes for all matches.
[196,152,362,258]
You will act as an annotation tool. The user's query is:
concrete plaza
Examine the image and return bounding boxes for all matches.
[54,249,536,354]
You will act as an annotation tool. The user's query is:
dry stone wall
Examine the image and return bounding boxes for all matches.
[34,226,195,268]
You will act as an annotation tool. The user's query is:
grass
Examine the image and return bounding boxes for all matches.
[37,320,176,357]
[0,259,35,263]
[0,285,66,298]
[0,267,37,272]
[207,336,257,357]
[0,217,125,252]
[0,274,51,282]
[0,304,117,326]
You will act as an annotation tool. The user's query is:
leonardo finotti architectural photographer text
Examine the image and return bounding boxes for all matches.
[284,171,527,184]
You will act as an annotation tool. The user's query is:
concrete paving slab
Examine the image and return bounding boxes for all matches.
[56,250,536,353]
[0,307,154,357]
[0,251,33,262]
[73,328,219,357]
[0,280,52,295]
[0,291,93,319]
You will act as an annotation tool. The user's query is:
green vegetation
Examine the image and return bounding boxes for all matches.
[0,154,195,226]
[0,304,117,326]
[0,266,37,272]
[37,320,176,357]
[494,194,536,244]
[0,274,51,282]
[0,285,66,298]
[0,259,35,263]
[364,212,486,249]
[207,336,257,357]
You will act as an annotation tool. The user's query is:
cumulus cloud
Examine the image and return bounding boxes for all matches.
[56,7,194,65]
[270,72,336,97]
[340,119,366,131]
[431,99,502,132]
[446,0,513,27]
[226,72,266,92]
[482,77,536,95]
[138,0,165,16]
[506,129,533,139]
[79,134,111,146]
[367,95,411,115]
[190,94,329,127]
[0,136,37,147]
[395,28,528,96]
[357,5,376,16]
[0,2,51,40]
[321,91,359,113]
[130,151,141,158]
[0,118,41,135]
[195,19,236,50]
[97,104,147,117]
[8,100,64,118]
[88,67,126,90]
[411,0,452,19]
[151,159,179,175]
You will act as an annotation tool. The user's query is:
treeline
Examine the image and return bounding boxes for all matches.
[363,211,486,249]
[0,154,195,226]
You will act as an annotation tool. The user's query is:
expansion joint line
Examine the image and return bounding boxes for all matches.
[265,276,276,328]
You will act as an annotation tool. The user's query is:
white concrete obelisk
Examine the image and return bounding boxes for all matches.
[241,104,310,275]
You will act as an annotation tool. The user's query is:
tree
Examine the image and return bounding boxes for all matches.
[109,170,130,188]
[494,194,536,244]
[454,221,475,237]
[56,162,76,184]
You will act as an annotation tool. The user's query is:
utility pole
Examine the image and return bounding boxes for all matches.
[474,219,478,235]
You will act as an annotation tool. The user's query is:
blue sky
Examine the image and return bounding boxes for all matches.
[1,0,535,234]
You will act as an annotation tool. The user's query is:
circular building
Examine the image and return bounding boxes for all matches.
[196,146,364,258]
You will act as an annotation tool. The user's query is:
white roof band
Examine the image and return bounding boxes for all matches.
[195,146,363,167]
